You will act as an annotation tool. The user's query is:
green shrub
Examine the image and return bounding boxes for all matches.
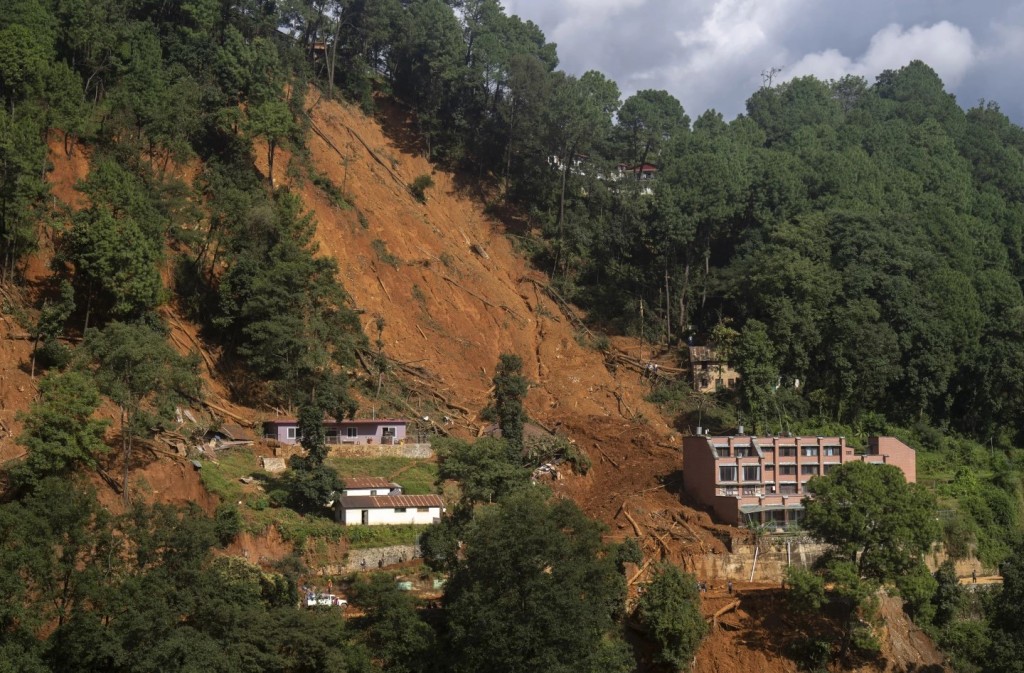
[409,174,434,203]
[214,502,243,546]
[371,239,400,267]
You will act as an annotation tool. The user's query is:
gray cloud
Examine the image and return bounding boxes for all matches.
[503,0,1024,124]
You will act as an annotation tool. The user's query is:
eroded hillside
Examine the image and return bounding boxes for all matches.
[0,96,949,673]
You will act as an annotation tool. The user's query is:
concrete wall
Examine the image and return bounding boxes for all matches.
[341,506,441,525]
[310,544,422,576]
[690,538,833,582]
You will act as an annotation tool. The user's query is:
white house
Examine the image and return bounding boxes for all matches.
[336,494,445,525]
[342,477,402,497]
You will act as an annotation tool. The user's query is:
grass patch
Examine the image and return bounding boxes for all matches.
[345,524,427,549]
[310,169,350,208]
[371,239,401,267]
[199,448,261,502]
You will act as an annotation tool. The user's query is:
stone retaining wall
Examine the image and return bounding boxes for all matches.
[690,538,831,582]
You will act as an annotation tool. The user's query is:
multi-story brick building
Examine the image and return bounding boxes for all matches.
[682,434,917,527]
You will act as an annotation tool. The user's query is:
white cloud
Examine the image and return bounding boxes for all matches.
[786,21,977,86]
[502,0,1024,123]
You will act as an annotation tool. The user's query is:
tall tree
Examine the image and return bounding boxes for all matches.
[444,489,632,673]
[802,461,939,583]
[615,89,689,170]
[65,207,164,330]
[15,370,108,485]
[491,353,528,450]
[83,322,201,502]
[635,563,708,670]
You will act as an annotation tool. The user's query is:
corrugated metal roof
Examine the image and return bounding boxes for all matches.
[343,477,401,490]
[338,494,445,509]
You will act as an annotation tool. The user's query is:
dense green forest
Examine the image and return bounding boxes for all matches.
[4,0,1024,671]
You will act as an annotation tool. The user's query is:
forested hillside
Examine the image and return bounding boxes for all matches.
[4,0,1024,672]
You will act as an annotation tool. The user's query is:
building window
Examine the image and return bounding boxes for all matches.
[780,484,798,495]
[734,446,751,458]
[801,465,819,476]
[382,426,397,438]
[286,427,300,439]
[779,465,797,476]
[742,486,758,496]
[764,463,775,471]
[721,486,738,496]
[766,484,776,494]
[742,466,761,482]
[824,445,841,456]
[823,463,840,475]
[802,446,819,457]
[719,466,737,482]
[779,446,797,457]
[394,508,407,513]
[715,446,730,458]
[347,427,358,438]
[417,507,430,512]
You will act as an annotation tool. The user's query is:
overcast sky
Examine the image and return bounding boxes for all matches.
[503,0,1024,125]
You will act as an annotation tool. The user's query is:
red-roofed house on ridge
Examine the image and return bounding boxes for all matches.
[263,418,408,445]
[682,433,916,528]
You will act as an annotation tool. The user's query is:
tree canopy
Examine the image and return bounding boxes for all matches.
[803,461,939,583]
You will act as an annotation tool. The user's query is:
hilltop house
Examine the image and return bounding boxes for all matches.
[335,493,445,525]
[688,345,740,394]
[682,434,916,527]
[263,418,408,446]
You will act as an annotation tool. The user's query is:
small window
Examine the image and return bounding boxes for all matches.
[382,426,397,438]
[802,447,819,457]
[764,463,775,471]
[416,507,430,512]
[780,484,798,495]
[346,427,358,438]
[734,447,750,458]
[742,486,757,496]
[801,465,819,476]
[779,465,797,476]
[824,445,841,456]
[823,464,840,475]
[714,445,730,458]
[286,427,300,439]
[394,507,407,513]
[719,466,737,482]
[742,466,761,482]
[766,484,776,494]
[779,446,796,457]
